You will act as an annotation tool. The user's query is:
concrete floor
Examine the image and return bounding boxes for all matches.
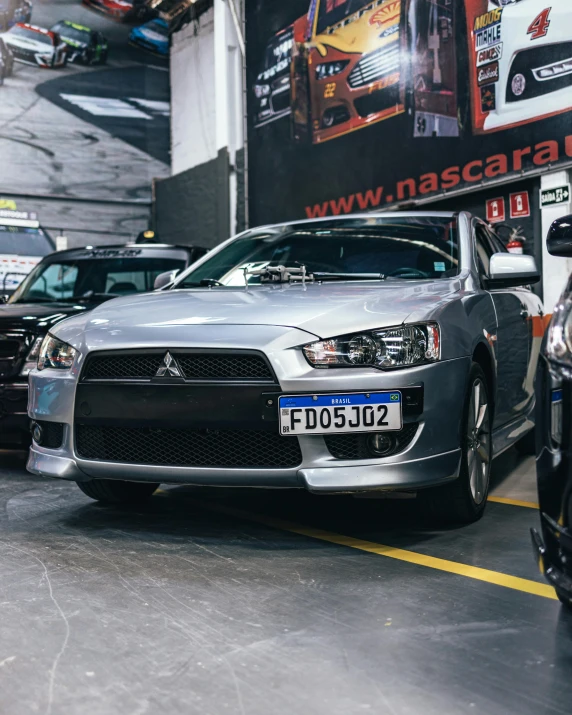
[0,450,571,715]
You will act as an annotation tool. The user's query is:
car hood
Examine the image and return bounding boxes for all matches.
[5,36,52,51]
[137,27,166,42]
[312,0,400,57]
[60,36,88,48]
[0,302,88,332]
[54,279,461,344]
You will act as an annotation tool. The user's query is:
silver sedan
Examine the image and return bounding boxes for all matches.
[27,212,543,523]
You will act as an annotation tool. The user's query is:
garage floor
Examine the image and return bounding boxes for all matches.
[0,450,571,715]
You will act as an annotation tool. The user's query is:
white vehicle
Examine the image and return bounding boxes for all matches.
[0,211,54,295]
[470,0,572,134]
[3,23,68,68]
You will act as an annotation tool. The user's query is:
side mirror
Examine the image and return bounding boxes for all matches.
[153,269,179,291]
[0,294,8,304]
[547,215,572,257]
[487,253,540,289]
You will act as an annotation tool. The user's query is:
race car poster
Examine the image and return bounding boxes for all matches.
[0,0,170,233]
[246,0,572,225]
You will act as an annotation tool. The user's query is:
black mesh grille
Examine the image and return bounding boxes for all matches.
[84,355,164,380]
[177,354,274,380]
[75,425,302,468]
[34,421,65,449]
[83,352,275,382]
[325,423,419,460]
[0,340,19,358]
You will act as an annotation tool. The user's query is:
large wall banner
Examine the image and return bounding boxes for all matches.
[246,0,572,226]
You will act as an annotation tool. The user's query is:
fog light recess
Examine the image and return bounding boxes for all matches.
[32,422,43,445]
[367,433,397,457]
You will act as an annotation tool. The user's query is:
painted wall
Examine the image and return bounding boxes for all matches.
[170,7,217,175]
[541,170,572,314]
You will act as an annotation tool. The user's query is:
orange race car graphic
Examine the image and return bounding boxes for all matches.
[251,0,572,144]
[290,0,460,143]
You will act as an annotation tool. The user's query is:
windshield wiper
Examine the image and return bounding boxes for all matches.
[312,273,386,281]
[59,292,121,302]
[177,278,225,288]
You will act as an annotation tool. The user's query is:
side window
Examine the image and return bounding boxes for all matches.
[474,225,493,278]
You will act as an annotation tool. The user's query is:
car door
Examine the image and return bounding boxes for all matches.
[474,222,535,428]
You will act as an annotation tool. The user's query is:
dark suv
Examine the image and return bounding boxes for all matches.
[0,242,206,446]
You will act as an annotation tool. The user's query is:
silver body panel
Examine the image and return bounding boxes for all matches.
[27,212,544,492]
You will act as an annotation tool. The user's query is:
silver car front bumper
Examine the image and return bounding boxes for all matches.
[27,350,469,493]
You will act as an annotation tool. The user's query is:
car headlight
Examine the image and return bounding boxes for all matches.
[37,334,77,371]
[303,323,440,369]
[254,84,270,98]
[315,60,349,81]
[20,336,44,376]
[546,293,572,366]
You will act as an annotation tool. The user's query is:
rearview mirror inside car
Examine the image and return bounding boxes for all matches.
[154,269,180,291]
[547,215,572,257]
[487,253,540,289]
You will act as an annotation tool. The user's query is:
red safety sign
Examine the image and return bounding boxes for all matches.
[510,191,531,219]
[486,197,505,223]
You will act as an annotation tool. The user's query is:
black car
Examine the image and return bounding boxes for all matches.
[532,214,572,609]
[50,20,108,64]
[0,242,206,447]
[0,37,14,83]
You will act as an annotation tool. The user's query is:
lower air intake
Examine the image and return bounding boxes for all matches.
[75,425,302,469]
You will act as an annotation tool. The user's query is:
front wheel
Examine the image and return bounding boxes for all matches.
[556,588,572,610]
[421,363,492,524]
[76,479,159,504]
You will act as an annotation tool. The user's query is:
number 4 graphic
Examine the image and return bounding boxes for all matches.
[527,8,551,40]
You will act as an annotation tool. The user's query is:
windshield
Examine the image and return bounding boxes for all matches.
[52,23,89,43]
[9,26,52,44]
[316,0,372,35]
[9,256,186,303]
[174,217,459,288]
[0,225,53,256]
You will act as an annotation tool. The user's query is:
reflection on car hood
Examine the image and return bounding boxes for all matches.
[73,279,460,339]
[0,302,86,332]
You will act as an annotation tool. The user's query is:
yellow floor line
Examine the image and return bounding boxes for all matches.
[196,501,557,601]
[488,495,539,509]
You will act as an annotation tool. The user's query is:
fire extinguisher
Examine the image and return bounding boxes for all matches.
[506,227,525,255]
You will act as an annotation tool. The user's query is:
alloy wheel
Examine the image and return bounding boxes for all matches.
[467,378,490,505]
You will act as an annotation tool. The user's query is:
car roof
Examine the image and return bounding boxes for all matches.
[249,211,459,232]
[40,243,201,260]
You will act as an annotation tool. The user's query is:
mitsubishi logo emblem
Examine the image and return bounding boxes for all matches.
[155,352,181,378]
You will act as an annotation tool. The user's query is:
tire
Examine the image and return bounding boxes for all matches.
[76,479,159,504]
[515,430,536,456]
[421,363,492,524]
[556,588,572,610]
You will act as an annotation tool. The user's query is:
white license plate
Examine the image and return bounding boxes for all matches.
[279,391,402,436]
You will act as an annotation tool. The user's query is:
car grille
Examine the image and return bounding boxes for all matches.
[83,351,276,382]
[271,90,290,114]
[75,424,302,468]
[9,47,39,63]
[347,44,400,89]
[324,423,419,460]
[507,42,572,103]
[0,335,27,379]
